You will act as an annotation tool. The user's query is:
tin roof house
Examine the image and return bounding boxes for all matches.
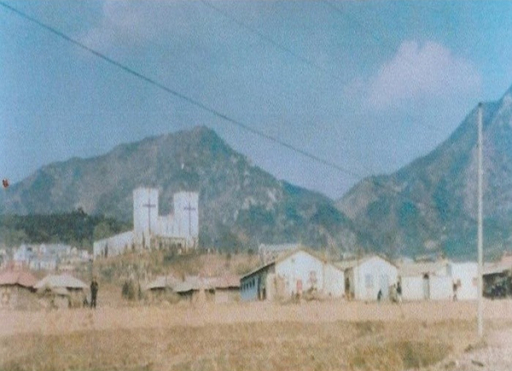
[336,255,398,301]
[240,248,344,302]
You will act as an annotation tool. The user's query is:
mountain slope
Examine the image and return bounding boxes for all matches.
[0,126,359,252]
[337,85,512,259]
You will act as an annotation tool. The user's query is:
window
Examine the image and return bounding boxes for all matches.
[365,274,374,288]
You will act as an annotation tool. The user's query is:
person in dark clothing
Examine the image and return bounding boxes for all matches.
[90,278,99,308]
[396,281,402,303]
[377,289,383,302]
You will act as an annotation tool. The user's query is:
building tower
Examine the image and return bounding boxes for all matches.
[173,192,199,248]
[133,188,159,249]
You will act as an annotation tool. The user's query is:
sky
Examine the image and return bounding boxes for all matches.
[1,1,512,200]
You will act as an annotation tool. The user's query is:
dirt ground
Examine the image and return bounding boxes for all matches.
[1,299,511,371]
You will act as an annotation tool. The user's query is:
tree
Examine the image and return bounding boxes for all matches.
[93,221,115,241]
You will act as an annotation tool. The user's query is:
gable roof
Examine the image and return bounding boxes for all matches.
[34,274,88,290]
[398,260,449,277]
[241,247,335,280]
[173,276,211,293]
[171,275,241,293]
[212,275,240,289]
[144,275,180,290]
[0,270,38,288]
[335,254,397,271]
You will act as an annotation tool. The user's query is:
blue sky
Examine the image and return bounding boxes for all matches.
[1,1,512,199]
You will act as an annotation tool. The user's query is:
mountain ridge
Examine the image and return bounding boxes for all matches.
[0,126,360,253]
[4,82,512,259]
[337,86,512,259]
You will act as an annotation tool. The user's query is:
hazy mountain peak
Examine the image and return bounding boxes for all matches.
[337,83,512,259]
[0,127,359,252]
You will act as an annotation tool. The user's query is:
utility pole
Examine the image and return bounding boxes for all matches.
[477,102,484,338]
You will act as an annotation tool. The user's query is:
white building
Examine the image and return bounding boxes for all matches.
[398,260,477,301]
[448,262,478,300]
[399,260,450,301]
[337,255,398,301]
[241,249,345,301]
[13,244,33,267]
[93,188,199,258]
[12,243,85,271]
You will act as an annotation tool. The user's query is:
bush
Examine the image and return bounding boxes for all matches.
[121,280,140,301]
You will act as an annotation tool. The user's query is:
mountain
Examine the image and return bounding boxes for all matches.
[0,126,359,252]
[337,85,512,259]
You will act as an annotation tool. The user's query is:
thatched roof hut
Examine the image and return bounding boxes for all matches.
[0,270,38,289]
[35,274,88,309]
[35,274,88,291]
[0,270,39,309]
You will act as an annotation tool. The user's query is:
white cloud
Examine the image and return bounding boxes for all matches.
[367,41,481,110]
[80,1,148,50]
[80,1,198,51]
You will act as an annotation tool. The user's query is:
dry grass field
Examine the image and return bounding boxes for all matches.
[2,300,512,371]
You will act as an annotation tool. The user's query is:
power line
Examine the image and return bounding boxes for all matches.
[199,0,340,81]
[202,0,452,140]
[0,3,475,210]
[196,0,490,235]
[1,1,498,247]
[0,1,363,180]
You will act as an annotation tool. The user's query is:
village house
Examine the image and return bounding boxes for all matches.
[144,274,181,303]
[240,248,344,302]
[449,262,478,300]
[210,275,240,304]
[0,270,38,309]
[398,260,452,301]
[336,255,398,301]
[145,274,180,292]
[144,274,240,304]
[93,188,199,258]
[398,260,478,301]
[173,276,214,302]
[12,243,90,271]
[35,274,88,308]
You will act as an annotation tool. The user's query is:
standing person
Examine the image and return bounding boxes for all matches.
[90,277,99,309]
[396,281,402,303]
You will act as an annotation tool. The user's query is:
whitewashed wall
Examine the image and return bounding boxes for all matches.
[449,262,478,300]
[429,276,453,300]
[353,256,398,301]
[174,192,199,247]
[276,250,325,297]
[133,188,159,247]
[401,276,425,301]
[324,264,345,298]
[93,231,134,258]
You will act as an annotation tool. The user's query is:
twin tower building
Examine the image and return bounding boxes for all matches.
[93,188,199,259]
